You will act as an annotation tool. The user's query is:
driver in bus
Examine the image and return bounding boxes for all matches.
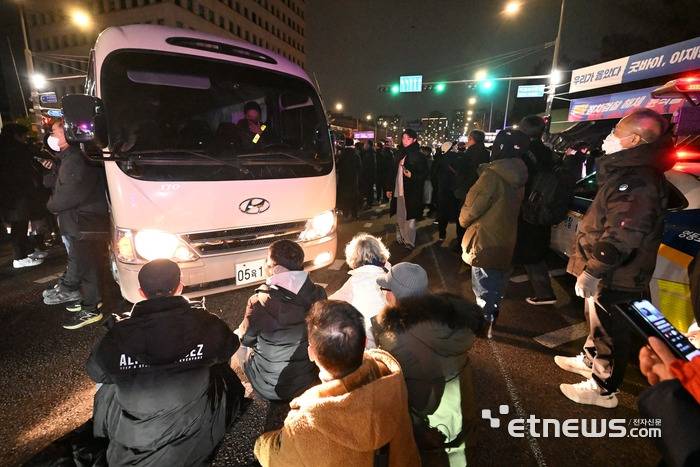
[237,101,268,146]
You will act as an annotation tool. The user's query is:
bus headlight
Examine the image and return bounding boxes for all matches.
[299,210,336,242]
[115,228,197,263]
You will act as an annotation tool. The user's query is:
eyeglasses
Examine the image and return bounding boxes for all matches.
[380,287,391,292]
[612,127,649,144]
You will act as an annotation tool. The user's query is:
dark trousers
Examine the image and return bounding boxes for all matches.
[364,180,376,205]
[59,235,80,291]
[583,289,646,393]
[10,219,31,260]
[524,260,555,298]
[73,237,105,307]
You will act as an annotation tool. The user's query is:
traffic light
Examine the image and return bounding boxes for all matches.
[434,82,446,94]
[390,84,399,95]
[479,79,495,93]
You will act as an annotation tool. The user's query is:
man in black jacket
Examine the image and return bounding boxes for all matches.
[386,129,429,250]
[45,119,109,329]
[336,138,363,220]
[235,239,326,401]
[88,259,245,466]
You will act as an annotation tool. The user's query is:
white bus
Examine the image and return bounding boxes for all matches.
[63,25,337,303]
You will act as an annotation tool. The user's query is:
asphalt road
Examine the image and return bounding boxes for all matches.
[0,204,661,467]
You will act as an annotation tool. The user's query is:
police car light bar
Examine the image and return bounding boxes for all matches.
[651,76,700,106]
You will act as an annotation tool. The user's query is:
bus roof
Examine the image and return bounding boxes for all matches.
[93,25,312,85]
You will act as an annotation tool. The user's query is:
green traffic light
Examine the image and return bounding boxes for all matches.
[435,82,446,93]
[480,80,495,93]
[390,84,400,95]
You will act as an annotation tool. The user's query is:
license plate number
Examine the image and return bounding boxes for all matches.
[235,259,266,285]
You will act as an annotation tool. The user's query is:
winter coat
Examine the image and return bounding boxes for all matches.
[373,293,481,466]
[0,137,36,220]
[388,142,429,220]
[329,264,388,349]
[459,157,528,270]
[638,379,700,467]
[254,349,421,467]
[46,145,108,237]
[240,273,326,400]
[87,295,244,467]
[567,135,674,292]
[361,148,377,184]
[453,143,491,202]
[336,147,362,210]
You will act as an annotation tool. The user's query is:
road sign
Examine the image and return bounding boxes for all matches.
[39,92,57,105]
[400,75,423,93]
[517,85,546,98]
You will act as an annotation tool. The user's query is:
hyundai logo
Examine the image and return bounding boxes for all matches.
[239,197,270,214]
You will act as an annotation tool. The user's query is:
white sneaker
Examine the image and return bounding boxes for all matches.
[30,249,48,259]
[13,257,44,269]
[560,378,618,408]
[554,353,593,379]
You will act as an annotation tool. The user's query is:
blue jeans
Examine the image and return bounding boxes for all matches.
[471,267,509,321]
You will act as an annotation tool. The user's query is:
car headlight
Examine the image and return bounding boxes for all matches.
[115,228,197,263]
[298,210,337,242]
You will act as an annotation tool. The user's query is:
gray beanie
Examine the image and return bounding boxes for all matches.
[376,262,428,300]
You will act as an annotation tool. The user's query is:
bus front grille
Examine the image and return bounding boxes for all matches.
[184,220,307,255]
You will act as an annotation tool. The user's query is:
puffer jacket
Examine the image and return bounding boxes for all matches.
[87,295,244,467]
[254,349,420,467]
[459,157,528,269]
[567,135,674,291]
[240,272,326,400]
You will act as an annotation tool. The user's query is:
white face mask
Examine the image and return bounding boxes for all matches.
[47,135,61,152]
[601,131,624,155]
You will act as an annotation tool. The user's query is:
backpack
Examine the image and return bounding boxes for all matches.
[521,164,575,226]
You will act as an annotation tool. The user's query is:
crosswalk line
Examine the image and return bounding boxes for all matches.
[533,321,588,348]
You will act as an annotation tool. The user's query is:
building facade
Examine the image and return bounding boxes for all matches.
[23,0,306,98]
[420,111,448,146]
[448,109,465,141]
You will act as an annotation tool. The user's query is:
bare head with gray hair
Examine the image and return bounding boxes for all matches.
[344,232,390,270]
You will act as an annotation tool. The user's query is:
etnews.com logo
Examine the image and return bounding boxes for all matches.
[482,405,661,439]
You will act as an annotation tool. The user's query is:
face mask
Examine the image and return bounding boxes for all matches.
[601,131,624,155]
[47,135,61,152]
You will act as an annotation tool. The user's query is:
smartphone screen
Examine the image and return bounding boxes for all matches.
[631,300,700,361]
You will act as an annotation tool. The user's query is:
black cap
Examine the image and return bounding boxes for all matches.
[244,101,262,113]
[138,259,181,298]
[491,129,530,160]
[403,128,418,140]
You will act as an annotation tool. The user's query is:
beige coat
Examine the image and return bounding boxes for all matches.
[459,157,528,270]
[254,349,420,467]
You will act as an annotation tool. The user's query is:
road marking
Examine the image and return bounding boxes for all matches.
[363,222,373,228]
[328,259,345,270]
[34,272,63,284]
[429,241,547,467]
[534,321,589,348]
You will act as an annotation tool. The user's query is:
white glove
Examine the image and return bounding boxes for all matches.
[575,270,601,298]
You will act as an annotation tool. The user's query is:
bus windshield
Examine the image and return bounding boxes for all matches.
[100,50,332,181]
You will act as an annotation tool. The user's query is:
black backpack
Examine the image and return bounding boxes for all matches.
[521,164,575,226]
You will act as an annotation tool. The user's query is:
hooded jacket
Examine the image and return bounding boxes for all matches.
[87,296,243,467]
[240,272,327,401]
[567,135,674,291]
[459,157,528,269]
[254,349,420,467]
[388,142,429,220]
[46,145,108,237]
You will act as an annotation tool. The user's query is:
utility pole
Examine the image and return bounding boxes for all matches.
[18,3,40,128]
[544,0,566,127]
[502,79,513,129]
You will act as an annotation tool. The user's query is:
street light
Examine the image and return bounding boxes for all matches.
[382,121,388,127]
[503,1,521,16]
[467,109,473,115]
[69,8,93,30]
[335,102,343,112]
[468,97,477,106]
[366,114,372,121]
[31,73,47,90]
[549,69,563,85]
[474,69,488,81]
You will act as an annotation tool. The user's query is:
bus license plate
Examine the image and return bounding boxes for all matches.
[235,259,266,286]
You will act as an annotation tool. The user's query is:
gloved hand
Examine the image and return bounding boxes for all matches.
[575,270,600,298]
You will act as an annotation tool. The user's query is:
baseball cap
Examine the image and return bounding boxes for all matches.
[138,259,182,297]
[376,262,428,300]
[490,128,530,160]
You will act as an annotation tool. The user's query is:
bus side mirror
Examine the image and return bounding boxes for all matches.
[62,94,108,148]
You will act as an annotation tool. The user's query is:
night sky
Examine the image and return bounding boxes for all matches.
[306,0,679,121]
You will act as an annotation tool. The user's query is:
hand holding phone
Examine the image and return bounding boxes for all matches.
[639,336,679,385]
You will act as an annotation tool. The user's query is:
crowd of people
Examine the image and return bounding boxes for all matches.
[3,105,700,465]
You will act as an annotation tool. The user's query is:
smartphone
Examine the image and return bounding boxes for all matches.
[616,299,700,361]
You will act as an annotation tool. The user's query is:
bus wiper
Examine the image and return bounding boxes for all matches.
[126,149,249,173]
[236,150,324,171]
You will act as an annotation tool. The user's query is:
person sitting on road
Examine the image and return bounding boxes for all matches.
[235,239,327,401]
[374,292,483,466]
[375,262,429,311]
[87,259,246,466]
[254,300,420,467]
[330,232,391,349]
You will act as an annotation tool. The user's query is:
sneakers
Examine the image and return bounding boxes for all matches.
[42,283,60,299]
[66,301,102,313]
[526,296,557,306]
[44,288,82,305]
[30,249,49,260]
[560,378,618,408]
[62,309,103,330]
[13,256,44,269]
[554,353,593,379]
[477,317,495,339]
